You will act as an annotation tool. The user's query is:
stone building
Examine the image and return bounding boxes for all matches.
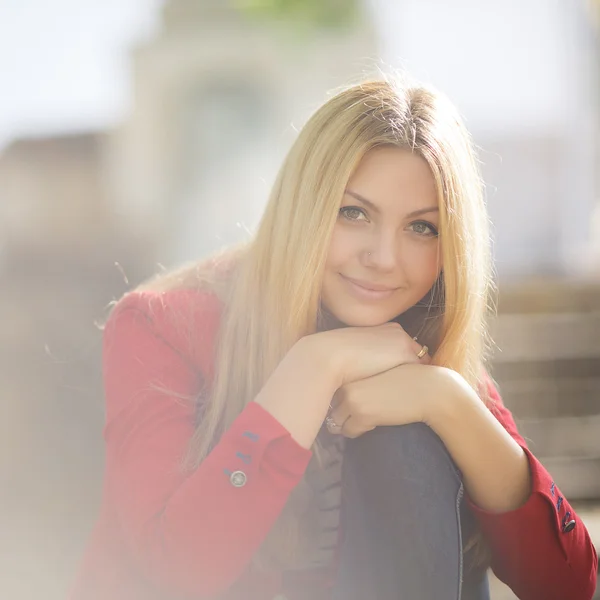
[0,132,151,599]
[107,0,378,266]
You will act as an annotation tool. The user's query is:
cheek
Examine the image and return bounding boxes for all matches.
[325,227,358,269]
[404,241,442,284]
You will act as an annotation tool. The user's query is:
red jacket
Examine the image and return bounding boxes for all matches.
[71,288,598,600]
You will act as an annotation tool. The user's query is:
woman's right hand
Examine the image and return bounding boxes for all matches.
[308,322,430,388]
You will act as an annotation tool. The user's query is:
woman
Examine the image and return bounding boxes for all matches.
[71,78,597,600]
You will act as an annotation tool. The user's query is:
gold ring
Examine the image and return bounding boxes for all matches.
[416,345,429,359]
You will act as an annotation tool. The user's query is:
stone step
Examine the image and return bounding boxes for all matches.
[576,502,600,551]
[533,456,600,499]
[497,281,600,315]
[493,357,600,382]
[516,414,600,459]
[496,376,600,419]
[489,312,600,363]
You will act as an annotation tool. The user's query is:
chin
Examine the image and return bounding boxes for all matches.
[329,306,400,328]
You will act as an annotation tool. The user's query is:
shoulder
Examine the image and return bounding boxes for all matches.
[105,288,223,379]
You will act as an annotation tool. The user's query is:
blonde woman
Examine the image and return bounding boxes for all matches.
[71,78,597,600]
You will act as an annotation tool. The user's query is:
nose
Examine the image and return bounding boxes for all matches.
[364,230,401,272]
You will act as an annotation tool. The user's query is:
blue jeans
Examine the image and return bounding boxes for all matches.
[332,424,490,600]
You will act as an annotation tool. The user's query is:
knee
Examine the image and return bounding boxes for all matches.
[344,423,461,490]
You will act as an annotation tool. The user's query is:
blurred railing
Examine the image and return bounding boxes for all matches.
[490,281,600,500]
[487,281,600,598]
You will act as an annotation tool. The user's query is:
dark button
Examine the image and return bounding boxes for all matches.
[562,520,576,533]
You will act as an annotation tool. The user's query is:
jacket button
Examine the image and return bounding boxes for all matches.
[562,520,576,533]
[230,470,247,487]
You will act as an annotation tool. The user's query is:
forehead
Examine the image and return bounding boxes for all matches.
[346,146,438,212]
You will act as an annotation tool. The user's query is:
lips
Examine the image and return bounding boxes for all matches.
[341,275,399,292]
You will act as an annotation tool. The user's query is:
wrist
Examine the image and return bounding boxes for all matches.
[423,368,477,432]
[295,334,343,391]
[254,337,339,449]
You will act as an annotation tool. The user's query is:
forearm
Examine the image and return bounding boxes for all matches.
[254,336,338,449]
[426,372,531,513]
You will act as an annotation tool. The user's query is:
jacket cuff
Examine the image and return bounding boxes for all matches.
[220,401,313,485]
[466,446,575,559]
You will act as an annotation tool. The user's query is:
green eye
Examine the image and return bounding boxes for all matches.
[339,206,367,221]
[410,221,438,236]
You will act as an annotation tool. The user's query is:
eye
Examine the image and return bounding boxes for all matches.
[339,206,368,222]
[409,221,439,237]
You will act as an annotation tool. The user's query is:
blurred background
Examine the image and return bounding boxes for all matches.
[1,1,599,598]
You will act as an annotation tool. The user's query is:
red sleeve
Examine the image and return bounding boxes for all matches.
[466,377,598,600]
[102,291,312,598]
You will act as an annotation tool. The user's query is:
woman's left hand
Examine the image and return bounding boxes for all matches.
[329,363,534,515]
[327,363,462,438]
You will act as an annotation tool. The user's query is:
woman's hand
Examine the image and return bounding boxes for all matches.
[309,322,429,388]
[256,323,429,449]
[327,364,455,438]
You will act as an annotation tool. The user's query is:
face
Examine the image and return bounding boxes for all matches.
[321,146,442,327]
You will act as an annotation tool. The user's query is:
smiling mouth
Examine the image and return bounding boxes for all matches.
[340,275,400,293]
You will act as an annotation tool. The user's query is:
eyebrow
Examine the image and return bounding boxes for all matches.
[344,189,439,219]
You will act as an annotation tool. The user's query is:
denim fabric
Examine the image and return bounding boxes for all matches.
[331,424,490,600]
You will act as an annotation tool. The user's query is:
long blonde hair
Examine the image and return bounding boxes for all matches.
[138,76,493,569]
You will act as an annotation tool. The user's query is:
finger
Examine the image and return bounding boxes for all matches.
[420,351,431,365]
[329,388,349,419]
[329,389,343,410]
[328,403,351,435]
[342,416,374,439]
[342,415,360,438]
[412,338,431,364]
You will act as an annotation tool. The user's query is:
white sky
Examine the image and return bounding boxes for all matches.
[0,0,163,149]
[0,0,593,150]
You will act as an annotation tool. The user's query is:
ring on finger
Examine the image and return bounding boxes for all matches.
[416,344,429,359]
[325,415,342,434]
